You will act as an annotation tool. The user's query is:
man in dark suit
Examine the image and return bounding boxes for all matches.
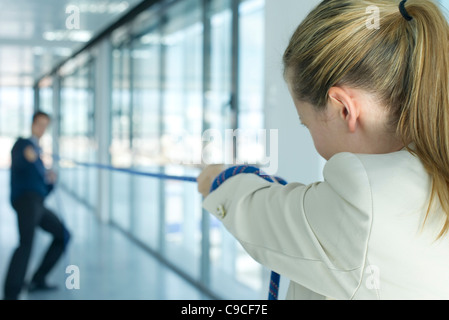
[3,111,70,300]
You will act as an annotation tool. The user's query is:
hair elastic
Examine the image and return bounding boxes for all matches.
[399,0,413,21]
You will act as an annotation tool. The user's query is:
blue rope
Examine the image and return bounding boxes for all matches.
[53,156,198,183]
[209,165,286,300]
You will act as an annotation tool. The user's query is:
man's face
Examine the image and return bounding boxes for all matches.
[31,116,50,139]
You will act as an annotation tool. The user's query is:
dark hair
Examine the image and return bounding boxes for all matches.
[32,111,51,124]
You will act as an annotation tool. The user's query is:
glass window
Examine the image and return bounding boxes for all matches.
[237,0,265,163]
[0,86,33,168]
[109,0,266,299]
[60,74,76,191]
[59,60,96,209]
[161,0,203,280]
[111,45,132,232]
[130,30,163,249]
[236,0,267,296]
[38,79,54,166]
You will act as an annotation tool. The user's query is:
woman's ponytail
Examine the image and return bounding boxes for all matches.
[397,1,449,238]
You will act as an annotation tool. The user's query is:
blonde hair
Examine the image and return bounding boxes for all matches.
[284,0,449,238]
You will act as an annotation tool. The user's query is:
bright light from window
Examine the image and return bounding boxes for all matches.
[43,30,92,42]
[67,1,130,14]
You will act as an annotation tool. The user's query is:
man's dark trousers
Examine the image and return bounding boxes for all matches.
[3,192,70,300]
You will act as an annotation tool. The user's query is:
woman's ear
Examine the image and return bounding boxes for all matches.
[327,86,360,133]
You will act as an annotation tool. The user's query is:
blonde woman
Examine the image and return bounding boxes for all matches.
[197,0,449,300]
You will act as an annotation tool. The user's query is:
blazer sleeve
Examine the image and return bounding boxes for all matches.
[11,138,32,170]
[202,152,373,299]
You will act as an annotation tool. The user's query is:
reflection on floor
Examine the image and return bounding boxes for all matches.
[0,172,208,300]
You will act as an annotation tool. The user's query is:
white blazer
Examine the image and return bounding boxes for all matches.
[203,149,449,300]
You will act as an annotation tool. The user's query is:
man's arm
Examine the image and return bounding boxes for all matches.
[23,145,37,163]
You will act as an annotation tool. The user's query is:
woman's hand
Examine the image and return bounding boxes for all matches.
[197,165,226,198]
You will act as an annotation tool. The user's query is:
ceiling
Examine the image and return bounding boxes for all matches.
[0,0,143,87]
